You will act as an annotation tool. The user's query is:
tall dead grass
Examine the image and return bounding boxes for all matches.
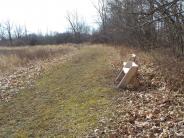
[118,45,184,93]
[0,45,76,73]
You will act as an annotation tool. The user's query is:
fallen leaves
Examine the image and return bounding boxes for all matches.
[88,47,184,137]
[0,50,77,102]
[0,65,42,102]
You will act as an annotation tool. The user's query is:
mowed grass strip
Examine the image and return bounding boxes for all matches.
[0,46,118,137]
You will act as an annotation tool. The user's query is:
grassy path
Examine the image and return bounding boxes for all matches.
[0,46,119,137]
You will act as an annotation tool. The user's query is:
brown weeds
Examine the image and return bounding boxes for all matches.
[117,45,184,93]
[0,45,75,74]
[89,45,184,137]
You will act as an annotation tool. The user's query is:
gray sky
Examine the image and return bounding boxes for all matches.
[0,0,98,33]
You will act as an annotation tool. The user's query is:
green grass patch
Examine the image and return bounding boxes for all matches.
[0,46,118,137]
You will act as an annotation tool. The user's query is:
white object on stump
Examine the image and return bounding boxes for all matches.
[115,54,139,88]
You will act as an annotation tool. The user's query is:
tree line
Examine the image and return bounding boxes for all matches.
[94,0,184,55]
[0,16,91,46]
[0,0,183,55]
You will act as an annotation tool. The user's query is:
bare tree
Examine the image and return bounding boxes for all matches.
[66,11,90,43]
[4,20,13,46]
[14,25,23,39]
[23,25,29,41]
[0,23,6,41]
[93,0,108,31]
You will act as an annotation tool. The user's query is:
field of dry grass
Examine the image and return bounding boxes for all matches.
[0,45,120,137]
[0,44,183,137]
[0,45,76,74]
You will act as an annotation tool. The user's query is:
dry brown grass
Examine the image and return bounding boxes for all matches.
[149,51,183,93]
[117,45,184,93]
[0,45,76,74]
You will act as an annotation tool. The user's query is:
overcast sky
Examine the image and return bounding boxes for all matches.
[0,0,98,33]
